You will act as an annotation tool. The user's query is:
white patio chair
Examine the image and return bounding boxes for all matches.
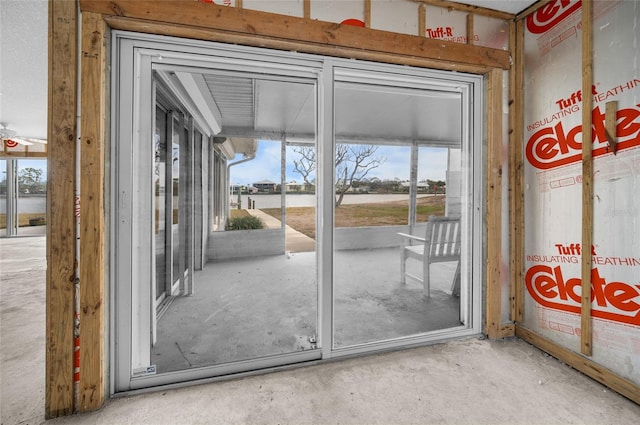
[398,216,461,297]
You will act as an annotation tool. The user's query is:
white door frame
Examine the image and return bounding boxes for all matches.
[111,31,483,393]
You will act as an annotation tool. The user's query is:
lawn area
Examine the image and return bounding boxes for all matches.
[261,195,445,239]
[230,209,251,218]
[0,213,46,229]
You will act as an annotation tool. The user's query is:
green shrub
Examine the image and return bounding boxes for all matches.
[226,215,265,230]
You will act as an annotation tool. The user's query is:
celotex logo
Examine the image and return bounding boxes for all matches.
[526,0,582,34]
[526,265,640,327]
[526,104,640,170]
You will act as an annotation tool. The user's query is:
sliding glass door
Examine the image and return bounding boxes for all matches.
[112,32,482,393]
[330,68,475,351]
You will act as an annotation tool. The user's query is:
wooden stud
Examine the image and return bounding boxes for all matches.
[466,14,474,45]
[581,0,593,357]
[605,101,618,154]
[303,0,310,20]
[78,11,107,411]
[364,0,371,28]
[485,68,504,339]
[418,3,426,37]
[510,19,525,323]
[79,0,511,70]
[46,0,77,418]
[516,325,640,405]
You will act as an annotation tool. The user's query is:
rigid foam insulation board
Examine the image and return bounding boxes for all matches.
[523,0,639,387]
[370,0,419,36]
[310,0,365,26]
[243,0,304,17]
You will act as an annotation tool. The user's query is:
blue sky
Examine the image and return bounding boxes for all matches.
[2,143,448,186]
[0,158,48,182]
[231,140,449,186]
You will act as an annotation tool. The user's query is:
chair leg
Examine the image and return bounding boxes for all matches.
[400,249,406,284]
[451,261,461,297]
[423,260,430,297]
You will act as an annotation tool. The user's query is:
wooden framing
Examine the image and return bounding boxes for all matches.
[511,0,640,405]
[0,147,48,158]
[485,67,514,340]
[46,0,513,415]
[79,0,510,70]
[303,0,310,19]
[580,0,594,357]
[79,11,107,411]
[466,14,474,45]
[418,3,426,37]
[47,0,77,418]
[516,326,640,405]
[484,67,502,339]
[509,19,525,323]
[412,0,514,20]
[364,0,371,28]
[604,101,618,153]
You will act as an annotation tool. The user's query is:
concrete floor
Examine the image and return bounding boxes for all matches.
[2,235,640,424]
[153,248,460,372]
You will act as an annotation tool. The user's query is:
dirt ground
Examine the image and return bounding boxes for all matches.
[262,195,445,239]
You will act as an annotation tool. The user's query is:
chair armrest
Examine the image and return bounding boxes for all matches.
[397,232,425,243]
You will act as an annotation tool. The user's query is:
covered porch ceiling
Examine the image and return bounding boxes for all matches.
[160,69,463,158]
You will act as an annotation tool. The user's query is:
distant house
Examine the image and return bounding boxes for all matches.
[230,184,258,194]
[285,181,304,192]
[400,181,434,192]
[252,179,278,193]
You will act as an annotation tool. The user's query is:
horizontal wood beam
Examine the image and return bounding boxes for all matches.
[101,15,495,75]
[516,326,640,405]
[79,0,510,70]
[0,151,48,158]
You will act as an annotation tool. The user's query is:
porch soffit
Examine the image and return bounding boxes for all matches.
[185,71,463,151]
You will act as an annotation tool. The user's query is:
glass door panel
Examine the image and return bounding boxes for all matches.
[115,35,481,391]
[332,78,465,348]
[170,119,181,288]
[0,159,47,237]
[149,75,319,374]
[154,106,168,305]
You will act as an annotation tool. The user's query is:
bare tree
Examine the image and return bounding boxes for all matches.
[291,146,316,192]
[291,144,385,206]
[334,144,385,206]
[18,167,45,193]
